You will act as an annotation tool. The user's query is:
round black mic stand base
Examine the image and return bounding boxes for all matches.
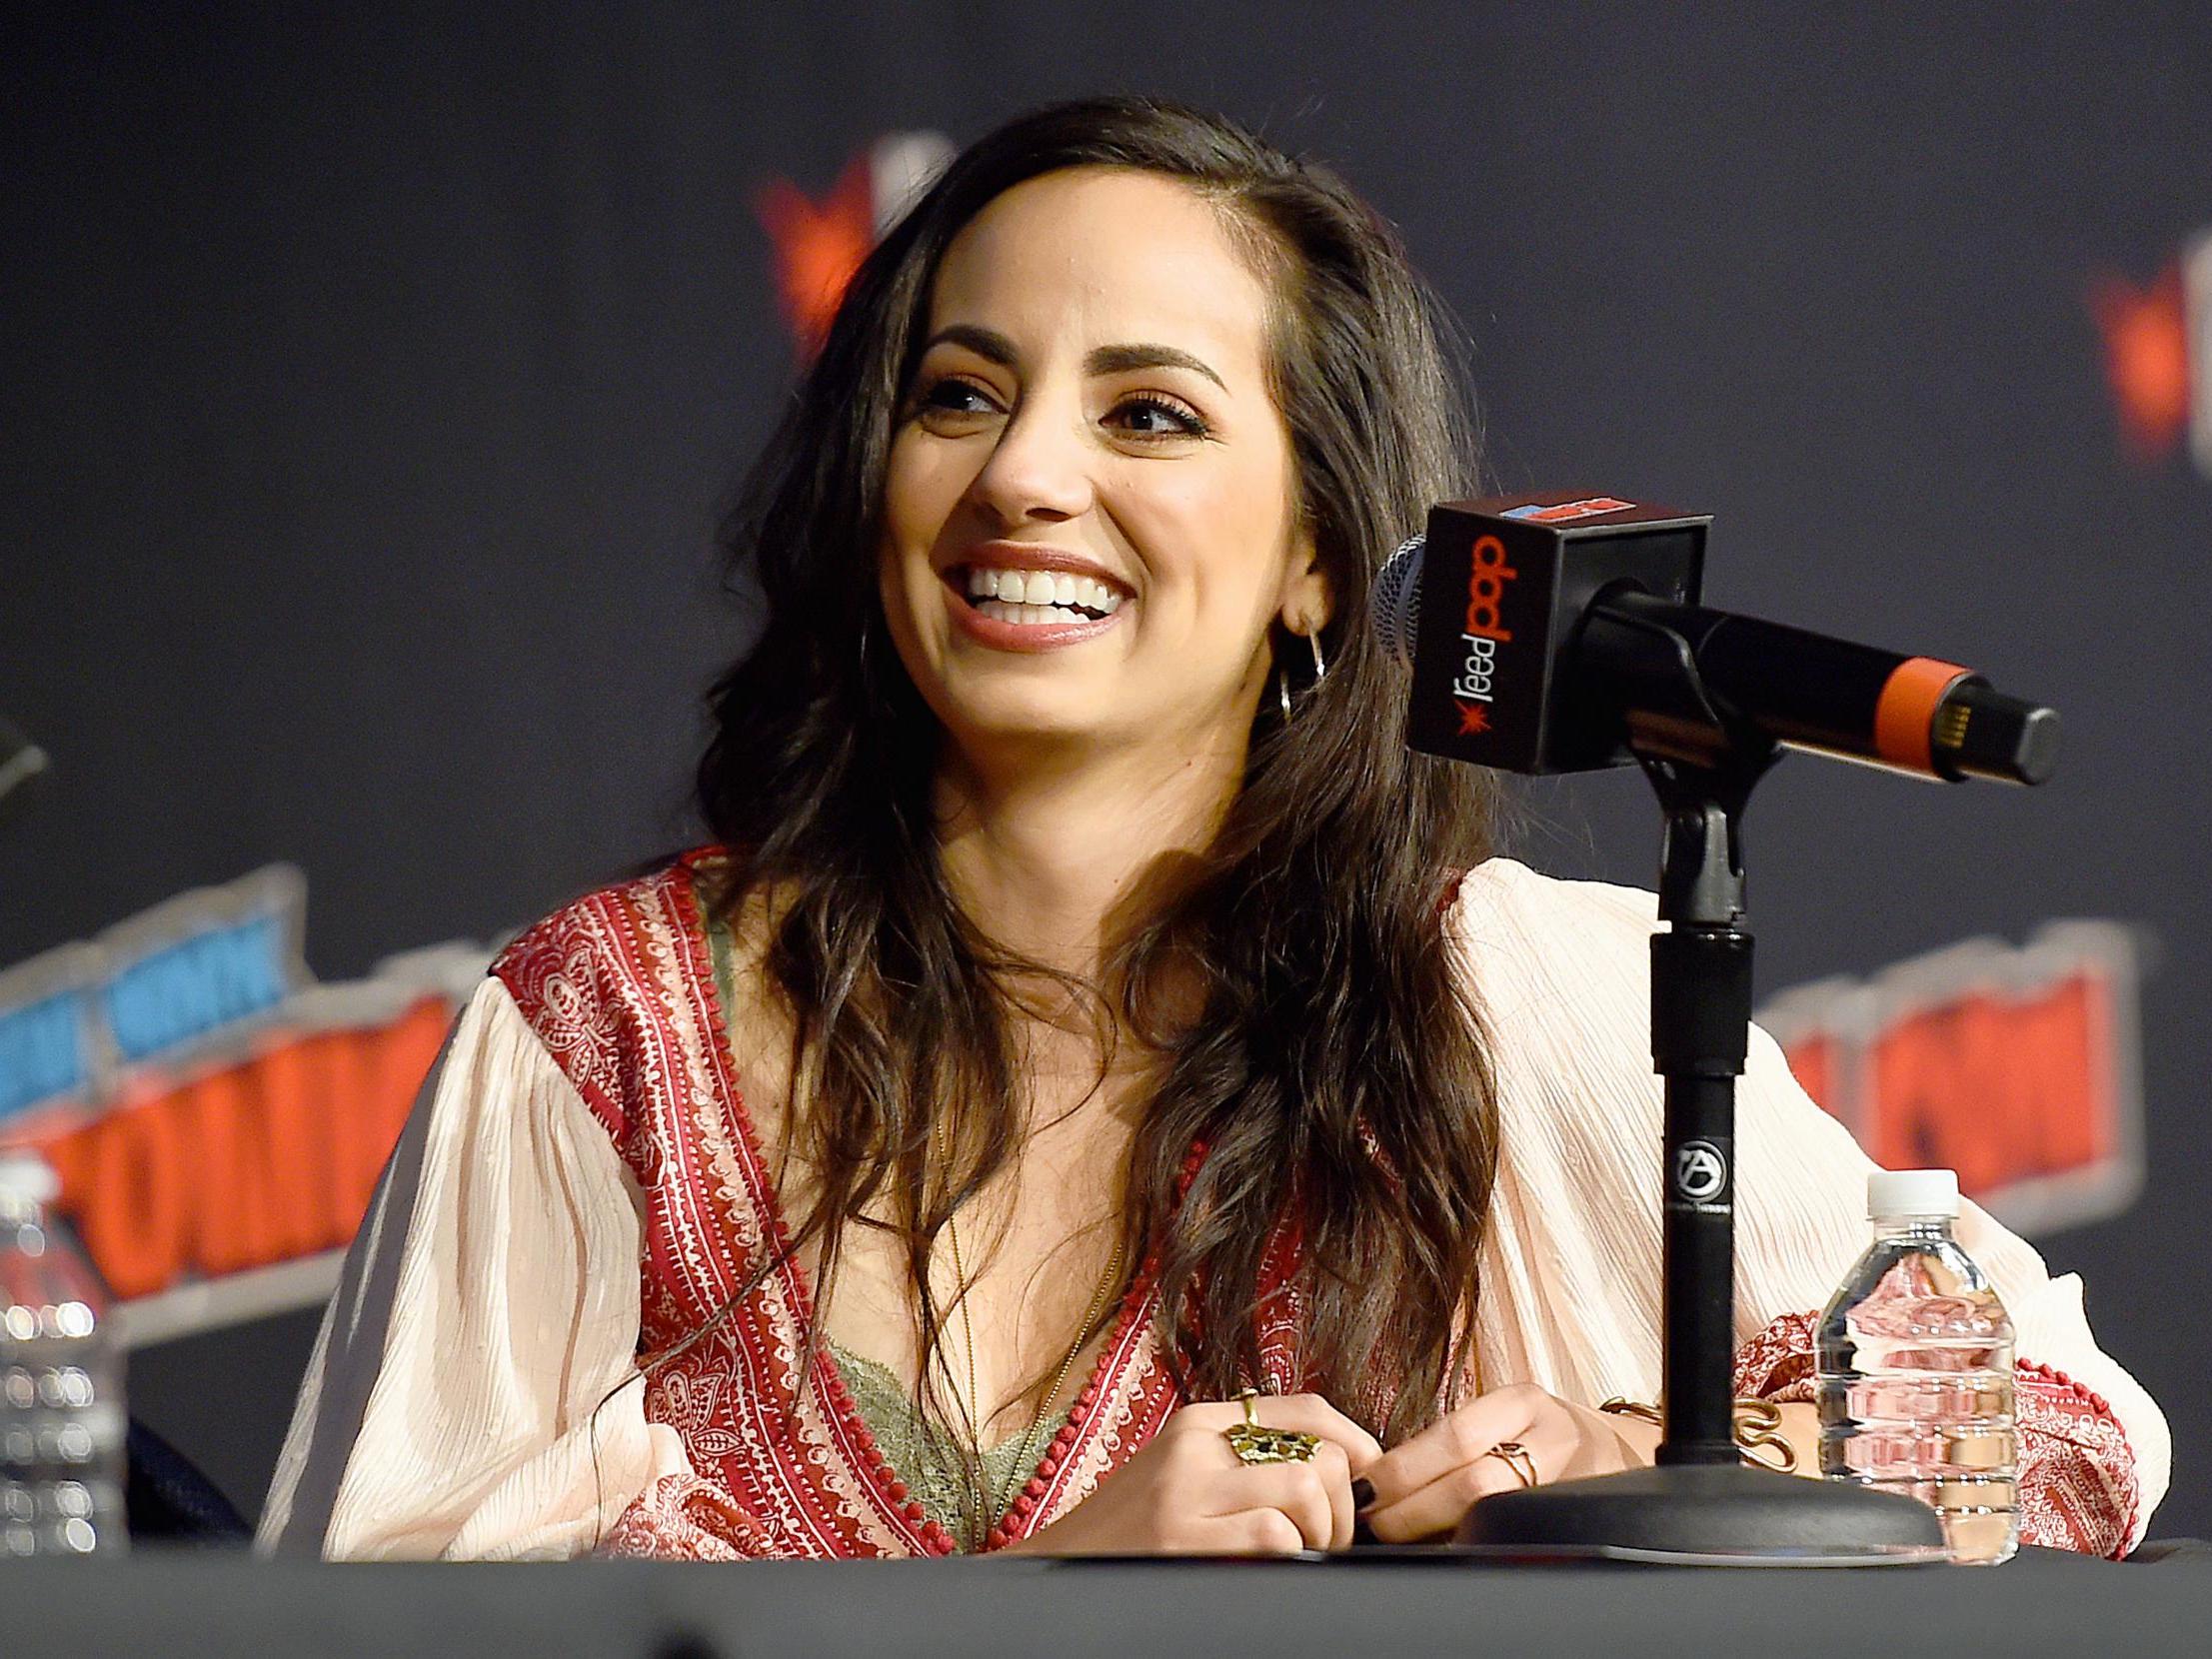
[1455,1463,1946,1564]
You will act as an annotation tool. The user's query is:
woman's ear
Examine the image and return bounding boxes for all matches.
[1279,538,1334,637]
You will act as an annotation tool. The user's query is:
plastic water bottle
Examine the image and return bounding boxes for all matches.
[1816,1168,2017,1564]
[0,1150,126,1555]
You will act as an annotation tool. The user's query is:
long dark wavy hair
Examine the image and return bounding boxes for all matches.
[693,97,1499,1465]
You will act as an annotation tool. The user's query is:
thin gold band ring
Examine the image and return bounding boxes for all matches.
[1484,1439,1538,1488]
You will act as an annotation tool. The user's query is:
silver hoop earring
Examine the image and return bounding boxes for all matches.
[1277,665,1294,721]
[1308,630,1326,684]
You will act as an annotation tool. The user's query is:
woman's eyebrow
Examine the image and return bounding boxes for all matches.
[920,326,1226,394]
[1085,343,1226,392]
[923,324,1019,366]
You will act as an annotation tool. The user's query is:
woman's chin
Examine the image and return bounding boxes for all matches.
[934,695,1134,758]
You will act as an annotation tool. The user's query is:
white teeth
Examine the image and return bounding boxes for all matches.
[965,568,1128,619]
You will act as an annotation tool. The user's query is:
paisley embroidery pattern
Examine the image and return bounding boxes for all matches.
[1730,1309,1820,1403]
[595,1470,781,1560]
[2015,1358,2142,1560]
[494,933,627,1118]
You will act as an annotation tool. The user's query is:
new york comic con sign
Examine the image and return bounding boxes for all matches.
[0,868,483,1345]
[0,865,2148,1349]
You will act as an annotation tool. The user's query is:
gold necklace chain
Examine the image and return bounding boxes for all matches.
[944,1202,1125,1546]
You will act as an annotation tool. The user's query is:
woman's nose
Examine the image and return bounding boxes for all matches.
[964,403,1095,527]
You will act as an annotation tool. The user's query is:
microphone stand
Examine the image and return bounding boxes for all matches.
[1455,649,1945,1561]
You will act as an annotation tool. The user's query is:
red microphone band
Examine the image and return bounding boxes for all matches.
[1872,658,1974,777]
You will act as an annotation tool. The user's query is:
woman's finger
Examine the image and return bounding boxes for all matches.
[1356,1384,1544,1512]
[1222,1508,1307,1556]
[1359,1424,1568,1544]
[1206,1459,1342,1552]
[1311,1436,1355,1549]
[1359,1456,1512,1544]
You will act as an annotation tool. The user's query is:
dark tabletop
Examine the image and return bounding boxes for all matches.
[5,1545,2209,1659]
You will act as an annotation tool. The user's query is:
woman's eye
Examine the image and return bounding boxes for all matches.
[915,378,1001,422]
[1106,395,1208,441]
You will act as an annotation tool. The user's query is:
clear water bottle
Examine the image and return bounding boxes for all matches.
[0,1150,126,1555]
[1816,1168,2017,1564]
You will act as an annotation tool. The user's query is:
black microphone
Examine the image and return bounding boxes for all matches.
[1372,496,2058,785]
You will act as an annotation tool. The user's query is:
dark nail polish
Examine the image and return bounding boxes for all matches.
[1350,1478,1375,1511]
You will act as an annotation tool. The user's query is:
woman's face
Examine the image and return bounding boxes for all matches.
[879,167,1326,773]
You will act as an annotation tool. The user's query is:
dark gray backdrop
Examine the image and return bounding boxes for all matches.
[7,3,2207,1535]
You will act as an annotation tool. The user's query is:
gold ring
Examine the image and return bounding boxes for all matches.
[1484,1440,1537,1488]
[1223,1387,1322,1465]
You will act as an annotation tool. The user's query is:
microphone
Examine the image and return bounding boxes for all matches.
[1372,496,2057,785]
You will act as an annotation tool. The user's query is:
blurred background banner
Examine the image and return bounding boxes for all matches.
[5,3,2207,1532]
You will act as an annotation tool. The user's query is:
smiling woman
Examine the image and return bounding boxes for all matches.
[257,98,2167,1562]
[881,168,1325,766]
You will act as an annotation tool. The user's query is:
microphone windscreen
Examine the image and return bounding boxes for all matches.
[1372,535,1426,669]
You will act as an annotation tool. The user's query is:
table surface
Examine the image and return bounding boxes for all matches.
[5,1545,2209,1659]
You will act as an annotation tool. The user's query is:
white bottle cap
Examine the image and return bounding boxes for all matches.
[0,1149,60,1205]
[1867,1167,1959,1220]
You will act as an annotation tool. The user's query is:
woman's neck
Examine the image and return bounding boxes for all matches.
[933,732,1245,982]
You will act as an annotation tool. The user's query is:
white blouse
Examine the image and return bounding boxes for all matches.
[257,859,2171,1558]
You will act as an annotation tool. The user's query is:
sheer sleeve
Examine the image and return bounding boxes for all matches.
[256,977,684,1560]
[1450,858,2170,1557]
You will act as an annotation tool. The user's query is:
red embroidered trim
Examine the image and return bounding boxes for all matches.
[663,861,938,1558]
[2014,1358,2141,1560]
[1729,1311,2142,1557]
[990,1261,1172,1551]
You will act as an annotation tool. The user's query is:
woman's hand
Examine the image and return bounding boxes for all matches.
[1355,1383,1658,1544]
[1005,1394,1383,1555]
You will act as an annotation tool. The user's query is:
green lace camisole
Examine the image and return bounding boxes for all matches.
[825,1339,1037,1550]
